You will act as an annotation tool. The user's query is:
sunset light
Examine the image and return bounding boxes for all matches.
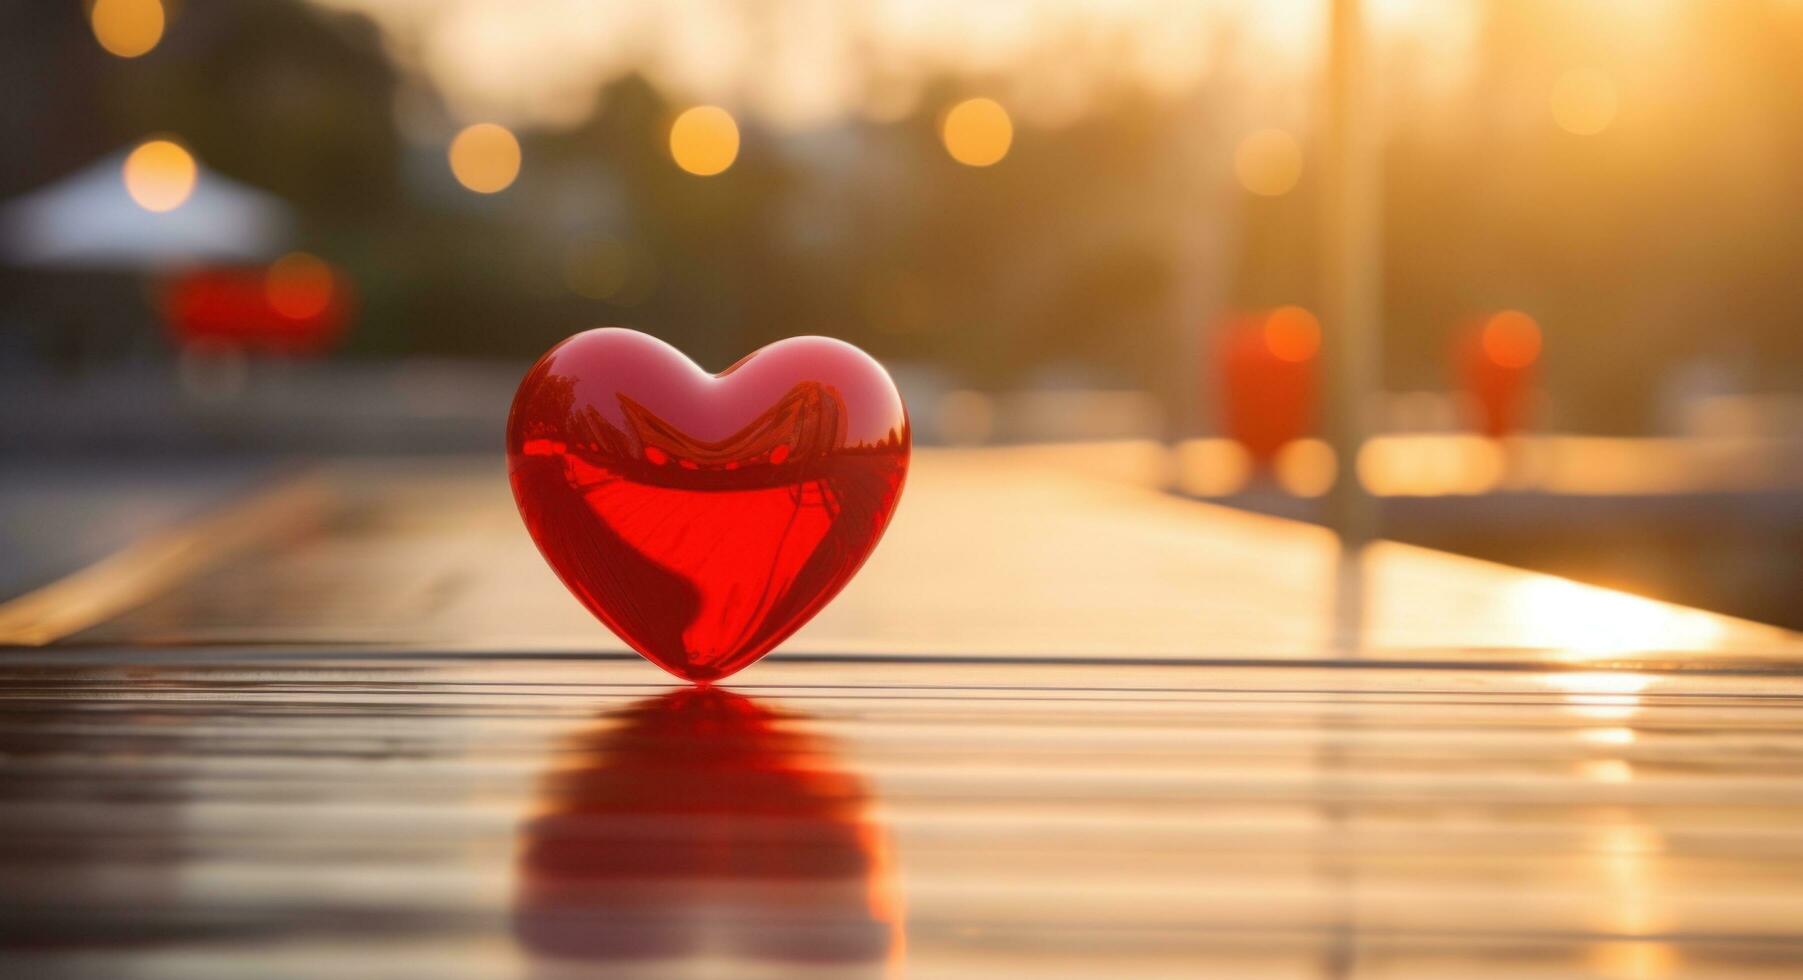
[8,2,1803,976]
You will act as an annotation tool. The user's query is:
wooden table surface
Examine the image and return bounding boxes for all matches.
[3,447,1801,978]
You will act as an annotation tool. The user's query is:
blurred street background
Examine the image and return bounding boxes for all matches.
[9,6,1803,978]
[3,0,1801,626]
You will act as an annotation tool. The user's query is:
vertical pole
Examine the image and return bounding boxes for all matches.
[1322,0,1381,548]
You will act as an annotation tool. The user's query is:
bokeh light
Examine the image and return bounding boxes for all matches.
[1234,129,1303,197]
[448,123,522,193]
[1263,305,1321,363]
[264,252,335,320]
[122,138,196,213]
[1357,435,1507,496]
[669,106,741,176]
[941,98,1013,168]
[90,0,164,58]
[1176,439,1251,497]
[1273,439,1336,497]
[1482,310,1543,368]
[1550,68,1619,136]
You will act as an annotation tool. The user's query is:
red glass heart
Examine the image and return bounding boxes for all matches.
[507,329,910,682]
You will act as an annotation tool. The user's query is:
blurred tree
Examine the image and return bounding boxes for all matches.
[110,0,403,216]
[3,0,1799,429]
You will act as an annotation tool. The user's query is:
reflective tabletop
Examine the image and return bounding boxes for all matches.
[3,448,1801,978]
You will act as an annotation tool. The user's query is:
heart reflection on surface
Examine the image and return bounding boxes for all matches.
[513,688,903,978]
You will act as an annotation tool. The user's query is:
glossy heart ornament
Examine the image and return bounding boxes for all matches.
[507,329,909,682]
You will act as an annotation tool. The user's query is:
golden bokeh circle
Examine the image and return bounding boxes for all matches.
[448,123,522,194]
[941,98,1013,168]
[91,0,164,58]
[669,106,741,177]
[1234,129,1303,197]
[122,139,196,213]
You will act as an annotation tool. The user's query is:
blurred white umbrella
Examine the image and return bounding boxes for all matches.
[0,147,292,270]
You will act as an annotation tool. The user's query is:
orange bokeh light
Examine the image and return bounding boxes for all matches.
[91,0,164,58]
[669,106,741,176]
[448,123,522,193]
[265,252,335,320]
[1263,305,1321,363]
[1482,310,1542,368]
[122,138,196,213]
[941,98,1013,167]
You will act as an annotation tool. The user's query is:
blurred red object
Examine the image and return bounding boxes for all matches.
[1216,306,1320,464]
[514,688,901,969]
[162,252,352,354]
[1457,310,1541,437]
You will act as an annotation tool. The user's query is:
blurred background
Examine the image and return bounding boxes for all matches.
[2,0,1800,627]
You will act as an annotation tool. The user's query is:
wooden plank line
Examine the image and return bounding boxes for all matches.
[0,475,334,647]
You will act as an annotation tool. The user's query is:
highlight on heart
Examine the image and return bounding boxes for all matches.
[506,328,910,683]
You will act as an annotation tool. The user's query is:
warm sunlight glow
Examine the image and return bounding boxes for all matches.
[1551,67,1619,136]
[122,139,196,213]
[91,0,165,58]
[265,253,335,319]
[1512,575,1727,660]
[1580,758,1635,784]
[1542,671,1653,721]
[1234,128,1303,197]
[1590,942,1677,980]
[1263,306,1320,363]
[322,1,1489,131]
[1482,310,1542,368]
[448,123,521,193]
[1580,727,1637,747]
[669,106,741,176]
[941,98,1013,167]
[1587,821,1674,968]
